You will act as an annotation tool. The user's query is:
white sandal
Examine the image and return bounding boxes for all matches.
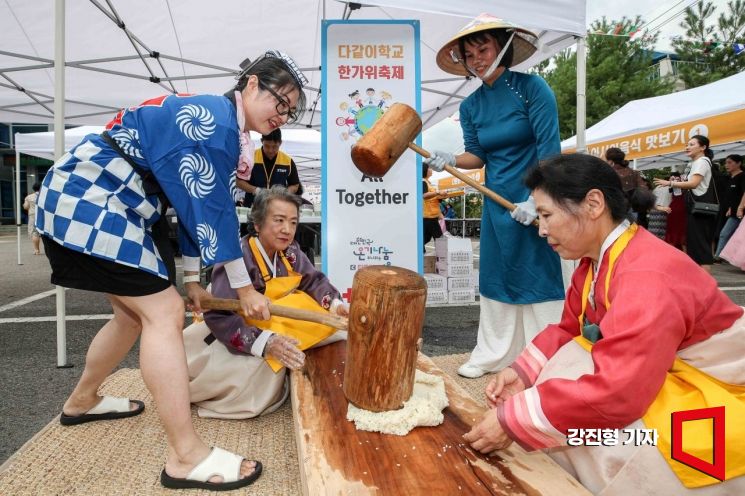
[60,396,144,425]
[160,447,262,491]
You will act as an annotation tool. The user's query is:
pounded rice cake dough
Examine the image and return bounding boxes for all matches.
[346,370,449,436]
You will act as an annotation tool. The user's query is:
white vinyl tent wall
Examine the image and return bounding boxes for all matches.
[1,0,585,127]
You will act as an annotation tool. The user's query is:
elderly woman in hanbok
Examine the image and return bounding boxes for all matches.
[464,153,745,495]
[35,51,309,491]
[424,14,565,378]
[184,186,348,418]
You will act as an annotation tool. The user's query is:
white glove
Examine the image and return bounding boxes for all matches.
[510,196,537,226]
[265,334,305,370]
[423,150,456,172]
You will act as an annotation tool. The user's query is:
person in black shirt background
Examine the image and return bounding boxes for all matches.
[237,129,299,207]
[715,154,745,259]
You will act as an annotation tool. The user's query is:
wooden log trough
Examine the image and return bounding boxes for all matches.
[290,341,590,495]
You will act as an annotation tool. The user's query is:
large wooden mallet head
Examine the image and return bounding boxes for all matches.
[350,102,526,219]
[351,103,423,178]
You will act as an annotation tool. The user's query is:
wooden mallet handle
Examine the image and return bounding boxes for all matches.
[408,142,539,227]
[185,297,348,330]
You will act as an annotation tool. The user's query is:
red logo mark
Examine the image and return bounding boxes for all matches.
[671,406,725,481]
[342,288,353,302]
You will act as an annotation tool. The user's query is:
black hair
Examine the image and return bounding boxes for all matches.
[457,29,514,69]
[349,90,360,98]
[366,88,375,92]
[524,154,628,222]
[604,147,629,167]
[234,57,306,124]
[422,163,430,178]
[629,188,656,213]
[690,134,714,160]
[32,182,41,192]
[726,154,743,171]
[261,129,282,142]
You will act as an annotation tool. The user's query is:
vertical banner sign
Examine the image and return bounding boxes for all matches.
[322,20,421,301]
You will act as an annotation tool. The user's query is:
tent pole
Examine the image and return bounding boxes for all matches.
[564,35,587,276]
[15,147,22,266]
[575,36,587,153]
[55,0,71,369]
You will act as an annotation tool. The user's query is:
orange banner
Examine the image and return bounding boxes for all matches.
[437,168,484,190]
[566,108,745,160]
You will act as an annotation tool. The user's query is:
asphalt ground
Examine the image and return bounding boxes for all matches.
[1,231,744,464]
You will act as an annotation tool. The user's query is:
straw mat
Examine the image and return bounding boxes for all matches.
[0,353,490,495]
[431,352,492,403]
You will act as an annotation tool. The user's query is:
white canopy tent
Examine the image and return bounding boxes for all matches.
[422,111,465,156]
[2,0,586,366]
[13,125,101,159]
[1,0,585,128]
[562,70,745,170]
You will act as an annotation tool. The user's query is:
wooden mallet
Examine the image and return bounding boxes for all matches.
[351,102,537,226]
[184,296,348,330]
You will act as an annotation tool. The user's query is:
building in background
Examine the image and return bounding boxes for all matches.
[649,50,697,92]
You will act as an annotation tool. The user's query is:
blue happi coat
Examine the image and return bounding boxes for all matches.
[36,94,243,279]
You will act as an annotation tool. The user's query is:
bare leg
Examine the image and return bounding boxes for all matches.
[114,287,256,481]
[62,296,142,415]
[32,234,41,255]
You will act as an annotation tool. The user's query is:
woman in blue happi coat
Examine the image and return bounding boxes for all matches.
[424,14,565,379]
[35,51,308,491]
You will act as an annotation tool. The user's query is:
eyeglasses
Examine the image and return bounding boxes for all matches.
[258,80,298,122]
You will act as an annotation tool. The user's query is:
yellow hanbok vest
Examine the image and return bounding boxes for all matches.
[253,148,293,185]
[244,237,337,372]
[576,224,745,488]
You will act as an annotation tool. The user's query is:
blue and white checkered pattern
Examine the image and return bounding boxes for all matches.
[37,135,167,277]
[36,94,243,280]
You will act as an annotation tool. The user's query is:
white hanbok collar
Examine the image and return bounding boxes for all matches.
[254,237,278,278]
[589,219,631,308]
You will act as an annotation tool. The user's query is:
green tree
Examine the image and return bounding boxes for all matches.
[539,17,674,140]
[448,193,482,219]
[671,0,745,89]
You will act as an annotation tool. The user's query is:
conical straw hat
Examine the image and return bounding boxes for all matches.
[436,13,538,76]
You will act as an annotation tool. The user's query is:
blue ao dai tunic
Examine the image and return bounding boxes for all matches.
[459,69,563,304]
